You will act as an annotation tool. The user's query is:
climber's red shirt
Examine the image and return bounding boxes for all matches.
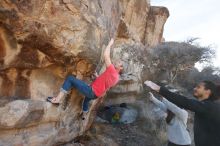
[91,64,119,97]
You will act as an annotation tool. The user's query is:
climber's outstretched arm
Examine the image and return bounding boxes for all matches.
[104,38,114,67]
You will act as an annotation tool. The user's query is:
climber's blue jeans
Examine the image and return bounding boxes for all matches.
[61,75,97,112]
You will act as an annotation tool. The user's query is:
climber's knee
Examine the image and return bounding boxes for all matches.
[66,75,76,82]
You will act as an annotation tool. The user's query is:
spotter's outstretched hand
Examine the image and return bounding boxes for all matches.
[144,80,161,92]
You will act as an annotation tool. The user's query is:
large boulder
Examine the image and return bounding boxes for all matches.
[0,0,169,145]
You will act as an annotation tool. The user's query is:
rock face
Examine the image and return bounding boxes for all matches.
[0,0,169,145]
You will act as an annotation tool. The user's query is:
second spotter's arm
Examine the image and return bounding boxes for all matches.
[149,92,167,112]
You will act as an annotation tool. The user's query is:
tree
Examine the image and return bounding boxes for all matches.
[149,41,214,83]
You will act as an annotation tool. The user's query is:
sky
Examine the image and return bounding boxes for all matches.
[151,0,220,68]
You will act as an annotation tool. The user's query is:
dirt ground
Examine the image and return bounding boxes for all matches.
[69,118,167,146]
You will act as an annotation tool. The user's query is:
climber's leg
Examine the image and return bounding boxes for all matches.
[82,96,93,112]
[51,75,96,103]
[62,75,95,98]
[81,96,97,120]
